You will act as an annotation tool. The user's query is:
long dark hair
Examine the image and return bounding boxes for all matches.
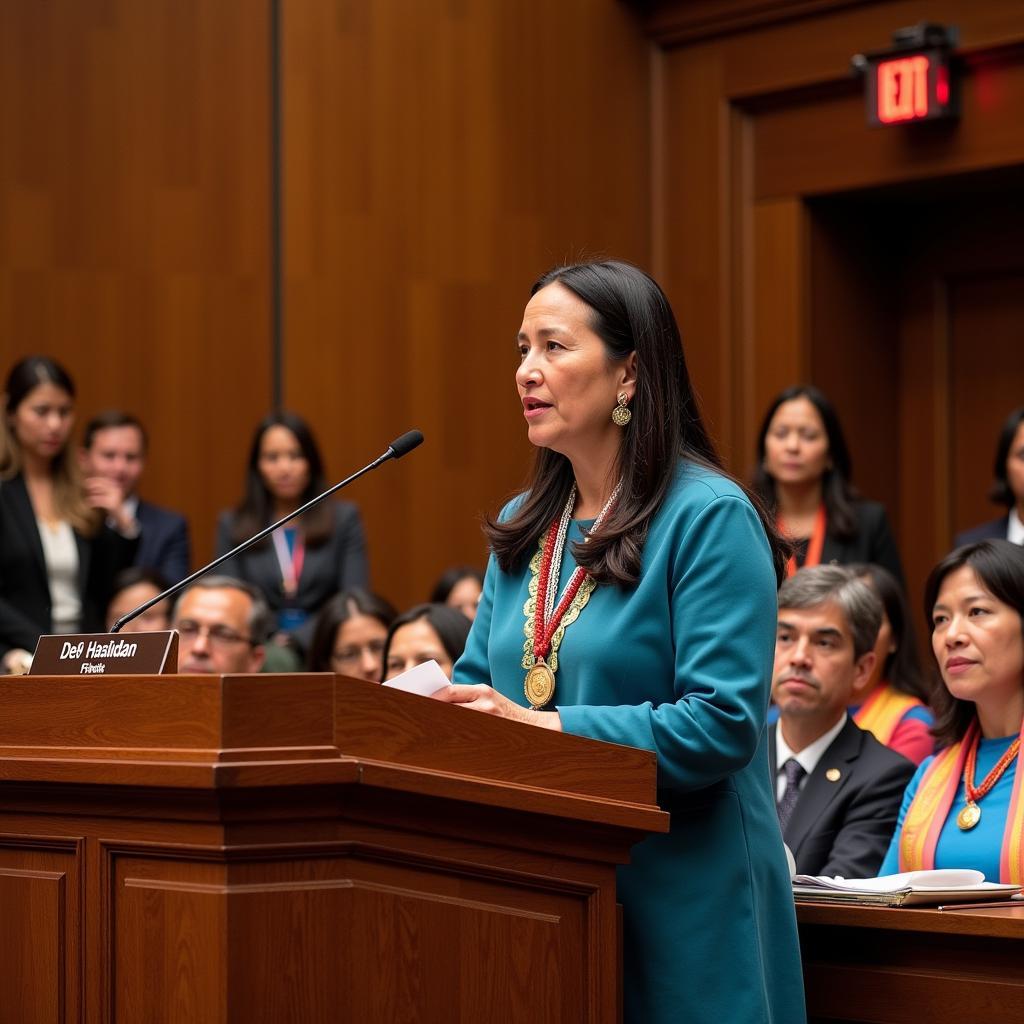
[484,260,787,586]
[230,412,333,546]
[752,385,860,541]
[0,355,99,536]
[851,562,928,703]
[924,540,1024,746]
[307,588,397,671]
[381,603,472,673]
[989,406,1024,508]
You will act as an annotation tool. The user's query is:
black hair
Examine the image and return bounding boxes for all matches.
[989,406,1024,508]
[850,562,929,703]
[82,410,148,452]
[3,355,76,414]
[230,411,332,547]
[924,540,1024,745]
[381,603,472,676]
[110,565,172,598]
[306,588,398,672]
[430,566,484,605]
[752,384,860,541]
[484,260,788,586]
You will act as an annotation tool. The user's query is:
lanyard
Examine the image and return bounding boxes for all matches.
[272,527,305,598]
[779,503,826,579]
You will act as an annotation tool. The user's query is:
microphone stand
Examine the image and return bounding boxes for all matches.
[110,431,423,633]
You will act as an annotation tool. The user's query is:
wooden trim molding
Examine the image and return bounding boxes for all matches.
[634,0,886,46]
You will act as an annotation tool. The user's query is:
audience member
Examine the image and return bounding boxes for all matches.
[307,588,397,681]
[81,410,191,582]
[753,385,904,582]
[849,563,935,764]
[430,566,484,621]
[105,566,172,632]
[0,357,137,674]
[172,575,271,674]
[954,407,1024,547]
[880,540,1024,882]
[383,603,471,681]
[772,565,915,877]
[215,412,369,652]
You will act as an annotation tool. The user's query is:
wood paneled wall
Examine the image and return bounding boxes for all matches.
[5,0,1023,618]
[0,0,273,569]
[280,0,651,606]
[0,0,651,610]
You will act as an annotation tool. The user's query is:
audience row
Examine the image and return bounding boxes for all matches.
[0,354,485,671]
[773,542,1024,887]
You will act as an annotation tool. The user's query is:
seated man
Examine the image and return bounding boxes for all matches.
[172,576,271,674]
[772,565,916,878]
[81,411,191,583]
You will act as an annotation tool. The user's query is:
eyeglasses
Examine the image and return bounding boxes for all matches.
[331,639,386,667]
[176,621,255,648]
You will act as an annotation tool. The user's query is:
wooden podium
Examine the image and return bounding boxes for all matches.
[0,674,667,1023]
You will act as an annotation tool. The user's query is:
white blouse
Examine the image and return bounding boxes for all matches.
[38,519,81,633]
[1009,508,1024,546]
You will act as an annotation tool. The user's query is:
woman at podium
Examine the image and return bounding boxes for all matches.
[440,262,806,1023]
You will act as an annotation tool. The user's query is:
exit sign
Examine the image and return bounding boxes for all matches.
[855,25,959,128]
[868,51,953,125]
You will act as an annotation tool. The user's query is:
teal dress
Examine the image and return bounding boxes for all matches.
[879,734,1018,880]
[455,463,806,1024]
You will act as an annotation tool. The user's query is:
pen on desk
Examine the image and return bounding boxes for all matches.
[937,898,1024,911]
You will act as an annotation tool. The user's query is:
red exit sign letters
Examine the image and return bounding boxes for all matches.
[864,48,956,127]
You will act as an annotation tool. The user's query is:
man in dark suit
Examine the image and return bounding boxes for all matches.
[81,411,191,583]
[771,565,915,879]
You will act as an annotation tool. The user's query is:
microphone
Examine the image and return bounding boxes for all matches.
[110,429,425,633]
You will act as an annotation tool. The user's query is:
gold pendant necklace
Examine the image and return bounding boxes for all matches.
[521,482,620,709]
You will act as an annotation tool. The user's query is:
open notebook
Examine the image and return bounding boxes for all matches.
[792,868,1023,907]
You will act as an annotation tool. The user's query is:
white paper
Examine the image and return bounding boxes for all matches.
[793,869,986,893]
[381,659,450,698]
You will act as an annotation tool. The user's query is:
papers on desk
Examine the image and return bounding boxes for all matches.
[793,869,1023,907]
[380,660,450,698]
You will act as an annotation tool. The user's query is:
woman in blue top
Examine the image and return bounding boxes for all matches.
[879,540,1024,882]
[436,261,806,1024]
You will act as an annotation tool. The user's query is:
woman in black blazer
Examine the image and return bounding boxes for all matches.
[215,412,369,653]
[954,406,1024,548]
[753,385,905,583]
[0,357,137,672]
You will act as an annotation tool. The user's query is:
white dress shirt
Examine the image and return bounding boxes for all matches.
[774,714,848,802]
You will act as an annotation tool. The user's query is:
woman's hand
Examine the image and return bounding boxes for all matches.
[431,684,562,731]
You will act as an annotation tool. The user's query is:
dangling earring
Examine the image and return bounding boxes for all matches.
[612,392,632,427]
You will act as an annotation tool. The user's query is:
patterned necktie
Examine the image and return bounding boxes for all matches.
[776,757,806,833]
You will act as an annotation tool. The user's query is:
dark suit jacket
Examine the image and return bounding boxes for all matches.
[135,499,191,583]
[214,501,368,623]
[0,475,138,658]
[770,716,915,878]
[819,499,905,585]
[953,515,1009,548]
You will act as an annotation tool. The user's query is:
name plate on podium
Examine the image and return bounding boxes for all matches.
[29,632,178,675]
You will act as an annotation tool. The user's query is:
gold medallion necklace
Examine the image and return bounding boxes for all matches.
[521,481,621,709]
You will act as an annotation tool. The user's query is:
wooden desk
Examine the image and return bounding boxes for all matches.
[797,901,1024,1024]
